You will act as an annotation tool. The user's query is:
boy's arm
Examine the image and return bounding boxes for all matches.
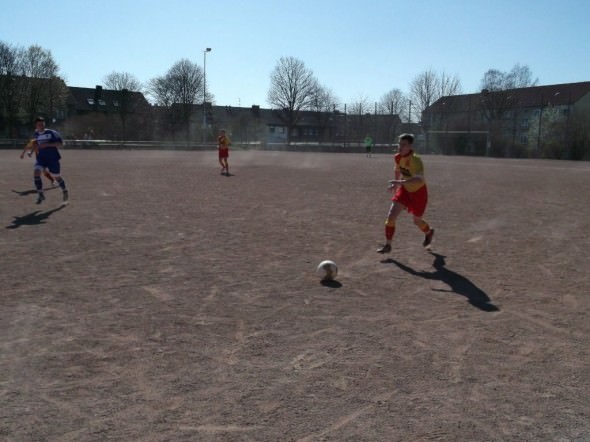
[20,139,36,159]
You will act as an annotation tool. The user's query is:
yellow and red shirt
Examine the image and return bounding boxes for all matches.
[218,135,230,151]
[394,151,426,193]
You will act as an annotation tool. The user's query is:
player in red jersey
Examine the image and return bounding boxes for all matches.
[377,133,434,253]
[217,129,231,175]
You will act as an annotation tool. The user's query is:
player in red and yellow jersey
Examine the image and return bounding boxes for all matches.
[377,133,434,253]
[217,129,231,175]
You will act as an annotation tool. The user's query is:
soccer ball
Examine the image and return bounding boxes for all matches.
[316,260,338,281]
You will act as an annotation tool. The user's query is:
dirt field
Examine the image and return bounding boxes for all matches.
[1,148,589,441]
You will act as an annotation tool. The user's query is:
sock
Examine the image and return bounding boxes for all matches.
[34,176,42,191]
[385,220,395,241]
[56,177,66,190]
[418,220,431,234]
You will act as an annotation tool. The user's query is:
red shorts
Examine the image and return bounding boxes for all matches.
[392,185,428,217]
[219,148,229,159]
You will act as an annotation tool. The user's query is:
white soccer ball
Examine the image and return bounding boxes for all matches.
[316,260,338,281]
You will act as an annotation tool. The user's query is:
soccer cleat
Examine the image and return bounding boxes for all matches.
[423,229,434,248]
[62,190,69,202]
[36,193,45,204]
[377,243,392,253]
[52,180,59,187]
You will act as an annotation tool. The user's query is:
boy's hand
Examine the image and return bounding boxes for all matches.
[387,180,402,192]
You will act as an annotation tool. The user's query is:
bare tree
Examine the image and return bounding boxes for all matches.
[505,64,538,89]
[347,94,372,141]
[267,56,317,143]
[309,83,338,113]
[20,45,59,78]
[479,64,539,153]
[147,59,203,140]
[379,88,408,116]
[409,69,462,123]
[0,41,20,77]
[103,71,142,140]
[379,89,407,142]
[146,76,175,107]
[439,71,462,97]
[480,69,505,92]
[480,63,538,91]
[19,45,67,124]
[409,69,441,122]
[103,71,142,92]
[348,94,372,116]
[147,59,203,107]
[308,83,339,142]
[0,41,21,135]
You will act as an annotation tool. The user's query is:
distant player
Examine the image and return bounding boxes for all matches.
[20,138,58,186]
[217,129,231,175]
[377,133,434,253]
[31,117,69,204]
[363,134,374,157]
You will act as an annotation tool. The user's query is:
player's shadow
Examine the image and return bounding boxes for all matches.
[6,205,66,229]
[384,251,499,312]
[320,279,342,288]
[12,186,57,197]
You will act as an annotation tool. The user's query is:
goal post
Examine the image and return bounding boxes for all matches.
[427,130,490,156]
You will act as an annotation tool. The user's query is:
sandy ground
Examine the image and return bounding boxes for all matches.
[1,148,589,441]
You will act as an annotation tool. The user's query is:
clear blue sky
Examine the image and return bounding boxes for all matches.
[2,0,589,108]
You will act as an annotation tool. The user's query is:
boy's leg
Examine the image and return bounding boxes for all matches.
[34,168,44,204]
[49,161,68,202]
[43,170,55,184]
[377,203,403,253]
[414,216,434,247]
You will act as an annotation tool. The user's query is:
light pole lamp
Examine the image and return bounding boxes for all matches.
[203,47,211,143]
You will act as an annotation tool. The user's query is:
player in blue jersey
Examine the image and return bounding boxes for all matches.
[32,117,69,204]
[20,138,58,186]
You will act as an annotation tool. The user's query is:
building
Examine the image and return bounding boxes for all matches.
[423,81,590,159]
[1,76,416,150]
[169,103,406,150]
[65,86,152,140]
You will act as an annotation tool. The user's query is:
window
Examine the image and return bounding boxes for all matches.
[87,98,95,105]
[520,134,528,145]
[113,100,119,107]
[521,118,529,129]
[98,99,106,106]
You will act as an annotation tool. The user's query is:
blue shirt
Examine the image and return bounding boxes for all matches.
[35,129,62,162]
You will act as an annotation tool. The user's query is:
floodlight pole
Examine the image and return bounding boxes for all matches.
[203,47,211,144]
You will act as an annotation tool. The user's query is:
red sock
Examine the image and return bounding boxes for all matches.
[385,225,395,240]
[419,221,430,233]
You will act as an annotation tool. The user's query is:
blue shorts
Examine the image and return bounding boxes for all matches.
[35,148,62,175]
